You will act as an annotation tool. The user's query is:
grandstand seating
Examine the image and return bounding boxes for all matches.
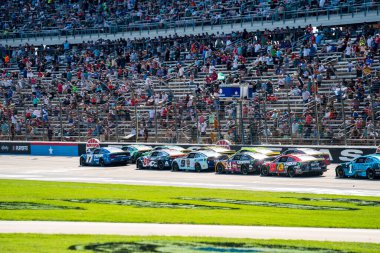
[0,21,379,146]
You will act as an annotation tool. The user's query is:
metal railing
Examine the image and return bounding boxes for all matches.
[1,3,379,41]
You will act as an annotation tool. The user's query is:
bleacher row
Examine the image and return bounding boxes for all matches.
[0,24,379,146]
[0,0,374,39]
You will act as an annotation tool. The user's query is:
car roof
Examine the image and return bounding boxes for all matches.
[197,150,222,157]
[363,154,380,160]
[103,147,124,152]
[241,152,269,160]
[159,149,185,156]
[293,155,322,161]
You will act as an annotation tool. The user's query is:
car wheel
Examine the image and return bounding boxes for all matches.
[171,162,179,172]
[241,165,249,175]
[99,159,105,167]
[319,171,324,176]
[216,164,225,174]
[80,157,86,166]
[367,169,375,180]
[195,163,201,173]
[137,161,143,170]
[261,167,269,176]
[158,161,165,170]
[336,166,345,178]
[287,167,295,178]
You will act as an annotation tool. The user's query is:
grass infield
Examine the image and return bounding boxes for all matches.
[0,234,380,253]
[0,179,379,228]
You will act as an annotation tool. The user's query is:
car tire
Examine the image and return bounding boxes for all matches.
[171,162,179,172]
[137,161,143,170]
[261,167,269,176]
[99,159,105,167]
[80,157,86,166]
[367,169,375,180]
[241,165,249,175]
[319,171,324,176]
[336,166,345,178]
[195,163,201,173]
[216,164,225,174]
[287,167,295,178]
[158,161,165,170]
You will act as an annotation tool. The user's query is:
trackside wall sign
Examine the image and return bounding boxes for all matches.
[0,143,30,154]
[30,142,78,156]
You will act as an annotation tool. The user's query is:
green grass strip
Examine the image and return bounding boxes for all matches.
[0,234,380,253]
[0,179,379,228]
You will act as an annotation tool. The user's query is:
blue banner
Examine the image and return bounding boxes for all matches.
[31,142,78,156]
[219,87,241,98]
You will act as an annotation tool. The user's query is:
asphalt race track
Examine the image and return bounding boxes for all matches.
[1,155,379,197]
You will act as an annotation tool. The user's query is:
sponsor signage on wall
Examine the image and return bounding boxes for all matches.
[30,142,78,156]
[0,143,30,154]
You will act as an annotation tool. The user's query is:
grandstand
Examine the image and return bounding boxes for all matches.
[0,1,379,146]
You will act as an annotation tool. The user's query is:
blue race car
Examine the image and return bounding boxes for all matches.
[136,149,186,170]
[171,150,228,172]
[336,154,380,179]
[80,147,131,167]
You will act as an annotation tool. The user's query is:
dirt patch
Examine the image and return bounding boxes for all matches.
[177,198,358,211]
[69,241,347,253]
[62,199,237,210]
[0,201,83,210]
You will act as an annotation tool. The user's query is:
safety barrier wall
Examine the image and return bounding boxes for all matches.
[0,141,377,163]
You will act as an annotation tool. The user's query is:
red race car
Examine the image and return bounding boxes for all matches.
[261,154,326,177]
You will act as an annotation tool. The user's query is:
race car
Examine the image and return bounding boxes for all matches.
[215,152,275,175]
[80,147,130,167]
[335,154,380,179]
[282,148,331,167]
[121,144,152,163]
[136,149,186,170]
[261,154,325,177]
[171,150,228,172]
[236,147,280,156]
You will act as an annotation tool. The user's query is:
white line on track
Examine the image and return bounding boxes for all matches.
[0,221,379,243]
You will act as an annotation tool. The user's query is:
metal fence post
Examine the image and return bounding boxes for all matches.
[134,104,138,143]
[154,104,158,143]
[239,100,244,144]
[340,87,348,146]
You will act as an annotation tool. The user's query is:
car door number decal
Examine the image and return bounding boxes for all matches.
[143,157,150,167]
[86,155,93,163]
[349,164,353,174]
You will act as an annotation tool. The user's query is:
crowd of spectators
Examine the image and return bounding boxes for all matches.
[0,22,379,144]
[0,0,373,38]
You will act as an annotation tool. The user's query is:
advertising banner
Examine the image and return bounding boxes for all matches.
[219,87,241,98]
[30,142,78,156]
[0,142,30,155]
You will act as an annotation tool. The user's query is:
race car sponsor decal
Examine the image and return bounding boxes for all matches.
[277,163,285,172]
